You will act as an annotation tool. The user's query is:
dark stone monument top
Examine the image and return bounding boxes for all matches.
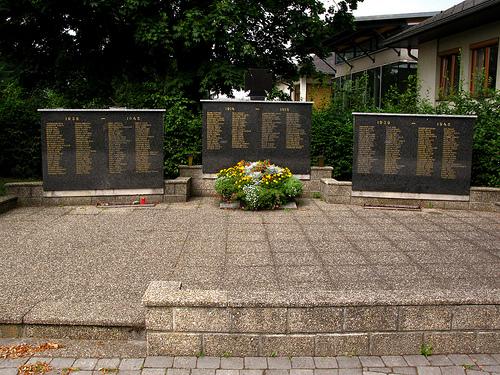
[352,112,475,198]
[202,100,312,174]
[244,69,273,100]
[39,108,165,193]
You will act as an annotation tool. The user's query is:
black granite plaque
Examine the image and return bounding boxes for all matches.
[40,109,164,191]
[352,113,475,196]
[202,101,311,174]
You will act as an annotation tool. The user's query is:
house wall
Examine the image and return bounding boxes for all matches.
[418,40,438,103]
[418,21,500,104]
[306,83,332,109]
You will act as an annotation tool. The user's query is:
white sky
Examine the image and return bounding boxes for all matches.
[346,0,463,16]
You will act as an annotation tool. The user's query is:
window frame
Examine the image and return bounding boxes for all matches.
[470,38,499,93]
[438,48,461,99]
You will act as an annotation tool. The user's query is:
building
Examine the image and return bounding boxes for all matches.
[384,0,500,104]
[276,55,336,108]
[284,12,437,108]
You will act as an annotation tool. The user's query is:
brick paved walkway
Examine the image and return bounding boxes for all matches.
[1,354,500,375]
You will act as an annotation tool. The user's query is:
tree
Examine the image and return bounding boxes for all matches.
[0,0,360,104]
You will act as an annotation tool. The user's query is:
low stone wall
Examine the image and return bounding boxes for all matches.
[179,165,333,198]
[0,195,18,214]
[320,179,500,212]
[5,177,191,206]
[142,281,500,356]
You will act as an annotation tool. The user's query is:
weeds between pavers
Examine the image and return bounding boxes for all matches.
[61,367,80,375]
[420,342,433,357]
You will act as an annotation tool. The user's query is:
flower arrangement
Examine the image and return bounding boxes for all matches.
[215,160,303,210]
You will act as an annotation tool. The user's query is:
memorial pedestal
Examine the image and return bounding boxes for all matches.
[5,177,191,206]
[319,178,500,212]
[179,165,333,198]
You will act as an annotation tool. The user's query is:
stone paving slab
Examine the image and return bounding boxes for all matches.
[0,348,499,375]
[0,198,499,329]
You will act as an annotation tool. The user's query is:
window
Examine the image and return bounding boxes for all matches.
[380,62,417,105]
[439,49,460,99]
[332,62,416,108]
[293,85,300,101]
[470,39,498,94]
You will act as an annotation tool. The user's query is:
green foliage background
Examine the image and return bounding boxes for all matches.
[1,74,499,187]
[0,0,360,179]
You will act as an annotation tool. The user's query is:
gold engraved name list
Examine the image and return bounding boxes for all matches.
[135,121,157,173]
[231,112,250,149]
[384,126,405,175]
[416,127,437,176]
[75,122,95,175]
[46,122,69,175]
[285,112,304,149]
[261,113,280,149]
[357,126,376,174]
[206,112,224,150]
[441,127,460,179]
[108,122,130,174]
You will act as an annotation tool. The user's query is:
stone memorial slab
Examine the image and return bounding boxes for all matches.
[202,100,312,174]
[352,113,475,199]
[39,109,165,194]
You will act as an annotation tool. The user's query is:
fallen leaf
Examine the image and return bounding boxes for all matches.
[0,342,62,359]
[18,361,52,375]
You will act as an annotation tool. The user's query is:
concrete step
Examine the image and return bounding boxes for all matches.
[0,300,145,341]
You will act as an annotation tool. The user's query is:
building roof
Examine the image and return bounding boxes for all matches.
[384,0,500,48]
[355,12,439,22]
[324,12,437,53]
[312,54,337,74]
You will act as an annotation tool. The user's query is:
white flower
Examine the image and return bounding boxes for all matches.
[243,184,259,209]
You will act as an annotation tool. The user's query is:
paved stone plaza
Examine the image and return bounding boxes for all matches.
[0,198,499,324]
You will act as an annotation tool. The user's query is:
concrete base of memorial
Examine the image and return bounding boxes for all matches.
[4,170,499,212]
[179,165,333,197]
[142,281,500,356]
[320,179,500,212]
[4,177,191,206]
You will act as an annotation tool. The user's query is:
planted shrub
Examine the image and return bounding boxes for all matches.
[214,175,239,202]
[214,160,303,210]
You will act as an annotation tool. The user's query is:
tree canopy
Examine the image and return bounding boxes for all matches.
[0,0,359,104]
